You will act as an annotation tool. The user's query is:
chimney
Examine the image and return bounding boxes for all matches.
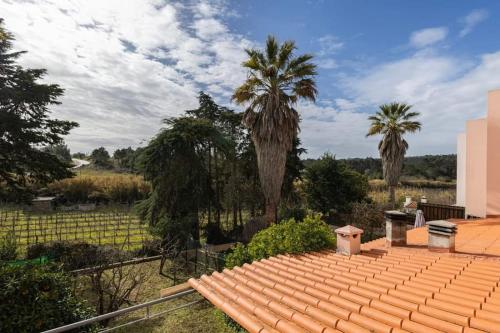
[335,225,364,256]
[427,220,457,252]
[385,210,408,246]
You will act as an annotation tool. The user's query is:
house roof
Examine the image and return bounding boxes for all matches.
[189,218,500,333]
[363,217,500,256]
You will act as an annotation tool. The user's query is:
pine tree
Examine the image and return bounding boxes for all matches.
[0,20,78,201]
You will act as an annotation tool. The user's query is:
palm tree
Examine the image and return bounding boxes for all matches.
[232,35,317,225]
[366,103,421,207]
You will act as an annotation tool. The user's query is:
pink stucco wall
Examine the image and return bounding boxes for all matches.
[487,90,500,216]
[465,119,487,217]
[456,133,466,207]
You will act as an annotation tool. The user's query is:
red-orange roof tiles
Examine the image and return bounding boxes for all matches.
[189,219,500,333]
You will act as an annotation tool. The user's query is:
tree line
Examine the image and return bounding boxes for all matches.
[305,154,457,181]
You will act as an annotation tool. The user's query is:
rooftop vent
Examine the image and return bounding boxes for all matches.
[427,220,457,252]
[335,225,363,256]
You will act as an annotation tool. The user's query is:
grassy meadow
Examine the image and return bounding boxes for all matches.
[368,179,456,206]
[48,168,150,204]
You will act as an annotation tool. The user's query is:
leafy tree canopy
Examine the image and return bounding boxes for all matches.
[113,146,138,172]
[90,147,112,169]
[303,153,369,215]
[0,20,78,201]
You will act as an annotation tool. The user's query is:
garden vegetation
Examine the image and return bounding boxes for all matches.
[225,214,335,269]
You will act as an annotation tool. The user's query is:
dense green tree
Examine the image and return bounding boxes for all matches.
[113,147,136,171]
[136,117,230,244]
[90,147,112,169]
[187,92,225,228]
[233,35,317,225]
[303,154,369,215]
[366,103,421,206]
[0,20,78,202]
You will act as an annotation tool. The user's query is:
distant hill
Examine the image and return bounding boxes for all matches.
[303,154,457,181]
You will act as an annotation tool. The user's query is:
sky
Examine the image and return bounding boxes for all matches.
[2,0,500,158]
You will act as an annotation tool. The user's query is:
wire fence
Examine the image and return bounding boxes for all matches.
[0,209,152,252]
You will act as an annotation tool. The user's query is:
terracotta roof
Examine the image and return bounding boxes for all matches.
[363,217,500,256]
[335,225,364,235]
[189,219,500,333]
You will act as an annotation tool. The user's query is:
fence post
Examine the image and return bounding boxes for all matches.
[26,215,30,246]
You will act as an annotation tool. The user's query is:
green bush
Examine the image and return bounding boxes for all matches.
[27,241,130,271]
[0,231,17,261]
[225,214,335,269]
[0,264,94,333]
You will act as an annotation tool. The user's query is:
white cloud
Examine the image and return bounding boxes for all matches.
[317,59,338,69]
[316,34,343,71]
[317,34,344,56]
[409,27,448,48]
[299,103,378,158]
[3,0,499,160]
[0,0,252,153]
[334,51,500,157]
[460,9,489,37]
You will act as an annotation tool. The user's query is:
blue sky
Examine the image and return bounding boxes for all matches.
[2,0,500,158]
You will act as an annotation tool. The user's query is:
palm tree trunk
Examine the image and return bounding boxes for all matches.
[264,202,277,225]
[389,185,396,208]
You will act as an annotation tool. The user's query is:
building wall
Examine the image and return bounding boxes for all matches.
[465,119,487,217]
[456,133,467,207]
[487,90,500,216]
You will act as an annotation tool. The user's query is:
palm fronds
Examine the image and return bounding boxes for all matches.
[232,35,317,224]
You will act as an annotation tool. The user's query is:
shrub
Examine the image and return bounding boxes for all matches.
[0,264,94,333]
[225,214,335,269]
[83,249,149,325]
[0,231,17,261]
[27,241,130,271]
[224,243,250,269]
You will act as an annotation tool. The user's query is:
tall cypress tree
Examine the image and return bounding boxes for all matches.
[0,20,78,201]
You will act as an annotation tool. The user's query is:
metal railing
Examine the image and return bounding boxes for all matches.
[417,202,465,220]
[41,288,199,333]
